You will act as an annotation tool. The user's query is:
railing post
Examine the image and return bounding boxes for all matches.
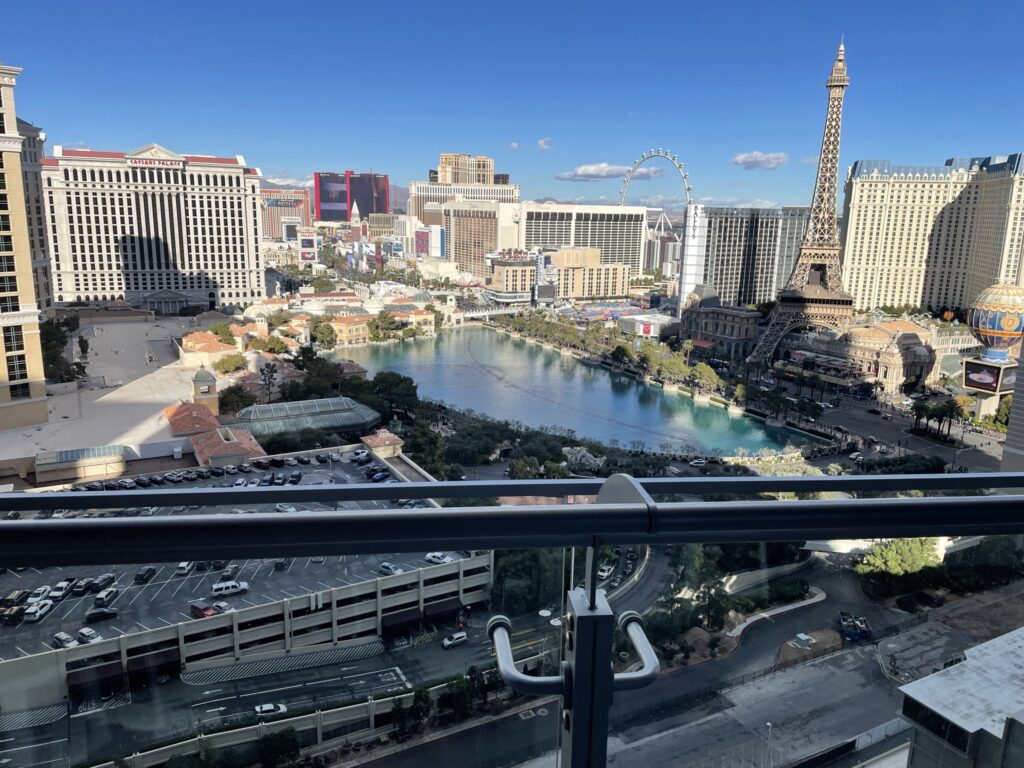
[561,587,615,768]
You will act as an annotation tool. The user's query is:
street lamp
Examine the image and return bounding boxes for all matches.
[766,722,773,768]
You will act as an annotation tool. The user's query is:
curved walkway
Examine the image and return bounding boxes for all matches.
[726,586,827,638]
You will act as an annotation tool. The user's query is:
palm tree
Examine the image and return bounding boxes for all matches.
[942,398,965,438]
[911,400,929,431]
[808,373,825,401]
[680,339,694,367]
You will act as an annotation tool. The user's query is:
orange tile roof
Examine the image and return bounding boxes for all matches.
[181,331,235,353]
[361,429,405,449]
[163,402,221,436]
[191,428,267,465]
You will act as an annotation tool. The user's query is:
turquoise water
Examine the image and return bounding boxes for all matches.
[341,327,814,454]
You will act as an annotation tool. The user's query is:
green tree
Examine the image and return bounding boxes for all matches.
[255,728,299,768]
[996,394,1013,427]
[312,322,337,349]
[733,382,748,403]
[508,456,540,479]
[218,384,257,413]
[543,460,571,479]
[443,676,472,721]
[264,310,293,329]
[208,322,236,346]
[372,371,419,417]
[291,344,318,371]
[911,400,929,431]
[248,336,289,354]
[609,344,634,367]
[311,276,336,293]
[941,397,965,438]
[679,338,694,367]
[78,335,90,357]
[691,362,721,393]
[212,353,247,374]
[408,687,432,731]
[856,538,940,577]
[259,363,279,402]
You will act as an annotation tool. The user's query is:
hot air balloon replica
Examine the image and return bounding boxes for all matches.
[962,281,1024,417]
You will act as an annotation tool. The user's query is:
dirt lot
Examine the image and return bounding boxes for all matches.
[937,581,1024,643]
[777,629,841,665]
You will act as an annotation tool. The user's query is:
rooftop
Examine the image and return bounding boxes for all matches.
[901,625,1024,737]
[226,396,380,437]
[190,428,266,465]
[163,402,220,436]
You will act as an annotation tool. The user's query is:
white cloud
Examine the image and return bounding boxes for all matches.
[266,176,314,188]
[731,151,789,171]
[698,195,779,208]
[555,162,662,182]
[509,142,520,150]
[537,137,554,152]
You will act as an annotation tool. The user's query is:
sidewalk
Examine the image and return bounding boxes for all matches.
[726,586,827,638]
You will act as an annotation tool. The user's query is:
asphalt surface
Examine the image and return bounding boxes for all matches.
[0,459,459,662]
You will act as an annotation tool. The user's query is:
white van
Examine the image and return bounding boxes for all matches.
[442,631,468,649]
[175,562,195,576]
[210,580,248,597]
[93,587,118,607]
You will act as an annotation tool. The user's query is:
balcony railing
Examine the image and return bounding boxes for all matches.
[0,471,1021,768]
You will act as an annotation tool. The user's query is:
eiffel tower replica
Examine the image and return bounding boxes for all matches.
[747,43,854,365]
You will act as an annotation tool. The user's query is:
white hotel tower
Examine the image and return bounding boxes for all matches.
[42,144,264,312]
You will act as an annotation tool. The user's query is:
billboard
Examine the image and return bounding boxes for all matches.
[267,198,303,208]
[300,238,315,249]
[315,172,348,221]
[963,360,1017,394]
[415,228,429,256]
[300,251,317,262]
[284,223,298,241]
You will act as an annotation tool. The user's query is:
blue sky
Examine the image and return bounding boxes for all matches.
[4,1,1022,213]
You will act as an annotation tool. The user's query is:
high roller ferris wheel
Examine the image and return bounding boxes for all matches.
[617,148,693,209]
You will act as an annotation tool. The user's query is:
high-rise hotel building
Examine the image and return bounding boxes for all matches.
[41,144,264,311]
[0,65,48,428]
[841,155,1024,312]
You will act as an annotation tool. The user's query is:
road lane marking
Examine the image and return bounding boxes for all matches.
[241,599,256,607]
[317,582,331,590]
[15,646,29,657]
[280,589,297,598]
[260,594,275,602]
[0,738,69,754]
[158,617,174,626]
[135,621,151,631]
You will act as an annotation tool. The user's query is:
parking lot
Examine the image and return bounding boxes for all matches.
[0,455,460,661]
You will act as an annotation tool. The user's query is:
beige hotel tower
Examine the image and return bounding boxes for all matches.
[0,64,47,429]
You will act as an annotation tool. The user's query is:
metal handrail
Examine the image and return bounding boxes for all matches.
[0,471,1018,511]
[0,473,1022,566]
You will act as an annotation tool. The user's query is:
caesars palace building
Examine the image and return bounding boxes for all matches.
[41,144,265,312]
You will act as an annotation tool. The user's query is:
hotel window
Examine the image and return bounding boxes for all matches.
[7,354,27,381]
[2,326,23,353]
[8,382,30,399]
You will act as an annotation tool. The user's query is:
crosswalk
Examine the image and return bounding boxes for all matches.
[0,703,66,731]
[71,692,131,718]
[181,641,386,685]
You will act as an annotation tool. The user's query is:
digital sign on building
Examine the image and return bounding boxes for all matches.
[415,229,429,256]
[314,172,348,222]
[963,360,1017,394]
[347,172,389,221]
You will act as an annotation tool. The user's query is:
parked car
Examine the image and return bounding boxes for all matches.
[424,552,454,565]
[287,471,303,485]
[2,589,30,607]
[24,600,54,622]
[597,565,615,580]
[212,601,233,613]
[71,578,94,596]
[49,581,72,601]
[238,464,253,473]
[378,562,404,576]
[313,454,329,464]
[352,449,369,460]
[2,606,26,625]
[209,466,225,477]
[688,459,707,468]
[134,566,157,583]
[219,564,241,581]
[210,580,248,596]
[330,453,343,463]
[27,586,51,605]
[93,587,118,607]
[296,455,311,465]
[149,475,166,485]
[164,472,183,483]
[609,576,623,589]
[189,600,217,619]
[134,476,152,487]
[233,478,247,488]
[183,471,198,482]
[117,478,137,490]
[85,607,118,623]
[223,465,238,475]
[52,631,79,649]
[284,457,298,467]
[274,558,292,571]
[91,573,116,592]
[274,503,298,514]
[273,473,287,486]
[259,474,273,486]
[77,627,103,644]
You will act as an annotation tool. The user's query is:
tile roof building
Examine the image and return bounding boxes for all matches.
[163,402,221,436]
[191,427,266,467]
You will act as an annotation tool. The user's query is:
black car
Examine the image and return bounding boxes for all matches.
[211,559,226,569]
[296,455,311,465]
[91,573,116,592]
[85,607,118,623]
[209,466,225,477]
[252,458,270,470]
[102,481,119,491]
[270,458,286,468]
[134,476,152,487]
[5,510,20,520]
[134,566,156,584]
[36,509,53,519]
[71,578,94,596]
[149,475,165,485]
[287,471,303,485]
[86,482,104,491]
[195,561,211,572]
[314,454,329,464]
[219,565,241,582]
[274,558,292,571]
